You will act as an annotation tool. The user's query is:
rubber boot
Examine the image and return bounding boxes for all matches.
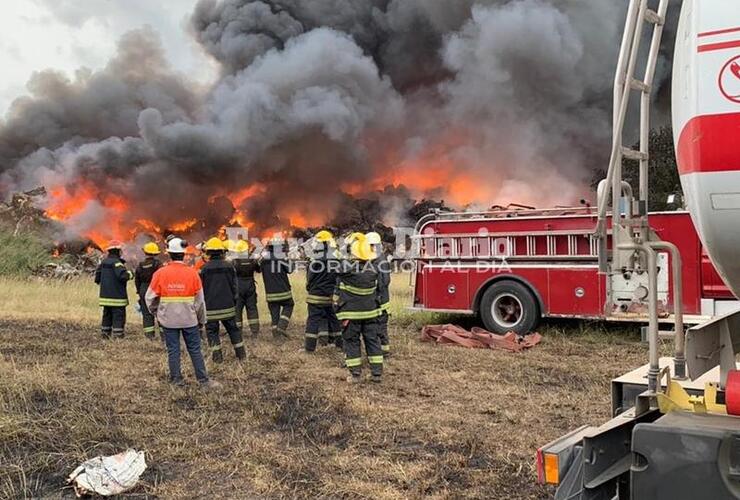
[212,349,224,363]
[234,344,247,361]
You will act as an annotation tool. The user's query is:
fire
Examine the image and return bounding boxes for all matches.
[169,219,198,232]
[42,130,506,247]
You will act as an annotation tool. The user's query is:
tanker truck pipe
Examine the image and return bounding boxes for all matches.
[619,243,660,395]
[648,241,685,380]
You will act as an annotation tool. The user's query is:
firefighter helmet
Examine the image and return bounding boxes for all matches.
[315,230,333,242]
[350,234,377,261]
[205,237,225,252]
[142,242,161,255]
[234,240,250,253]
[167,238,188,254]
[106,240,123,251]
[315,230,336,247]
[365,232,382,245]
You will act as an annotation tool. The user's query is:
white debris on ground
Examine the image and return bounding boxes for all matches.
[67,449,147,497]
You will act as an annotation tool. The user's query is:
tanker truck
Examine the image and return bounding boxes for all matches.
[537,1,740,498]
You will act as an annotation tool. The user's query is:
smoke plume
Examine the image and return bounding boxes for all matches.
[0,0,679,241]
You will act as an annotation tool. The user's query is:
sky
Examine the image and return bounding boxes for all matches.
[0,0,214,116]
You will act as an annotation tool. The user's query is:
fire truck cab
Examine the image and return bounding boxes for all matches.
[411,206,738,334]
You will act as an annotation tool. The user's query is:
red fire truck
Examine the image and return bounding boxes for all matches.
[410,206,738,334]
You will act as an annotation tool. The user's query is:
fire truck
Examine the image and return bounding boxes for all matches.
[411,206,738,334]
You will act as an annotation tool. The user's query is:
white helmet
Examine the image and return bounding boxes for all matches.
[167,238,188,254]
[365,232,382,245]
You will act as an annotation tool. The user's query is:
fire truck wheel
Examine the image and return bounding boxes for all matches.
[480,281,539,335]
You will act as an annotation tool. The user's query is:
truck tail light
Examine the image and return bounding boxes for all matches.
[536,448,560,485]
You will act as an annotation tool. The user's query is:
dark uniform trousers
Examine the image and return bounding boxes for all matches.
[138,290,157,340]
[102,307,126,338]
[343,318,383,377]
[236,280,260,336]
[206,313,246,363]
[305,303,342,351]
[268,299,294,338]
[378,310,390,354]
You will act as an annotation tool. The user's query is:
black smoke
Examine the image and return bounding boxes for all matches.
[0,0,679,239]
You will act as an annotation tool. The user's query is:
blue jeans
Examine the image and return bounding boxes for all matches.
[162,326,209,384]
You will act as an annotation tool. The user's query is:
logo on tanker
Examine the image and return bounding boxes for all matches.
[719,55,740,104]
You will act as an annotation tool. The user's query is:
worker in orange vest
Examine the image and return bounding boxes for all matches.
[146,237,220,389]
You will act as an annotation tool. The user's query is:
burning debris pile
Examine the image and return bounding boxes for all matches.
[0,1,679,247]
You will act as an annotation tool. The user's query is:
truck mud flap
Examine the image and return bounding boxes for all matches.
[577,407,659,499]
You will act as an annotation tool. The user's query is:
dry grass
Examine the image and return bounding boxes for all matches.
[0,274,649,499]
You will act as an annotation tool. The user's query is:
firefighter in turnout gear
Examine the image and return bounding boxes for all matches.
[232,240,261,337]
[304,230,342,352]
[336,233,384,383]
[367,232,391,356]
[135,242,163,340]
[200,238,246,363]
[95,240,133,339]
[261,235,294,340]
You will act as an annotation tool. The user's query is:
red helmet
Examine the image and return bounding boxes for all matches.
[106,240,124,251]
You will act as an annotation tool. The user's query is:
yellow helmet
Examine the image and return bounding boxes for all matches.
[234,240,250,253]
[205,237,225,252]
[142,242,161,255]
[315,230,336,247]
[350,233,377,261]
[315,230,334,242]
[223,239,236,252]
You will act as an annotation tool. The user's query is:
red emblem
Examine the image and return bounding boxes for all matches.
[719,55,740,103]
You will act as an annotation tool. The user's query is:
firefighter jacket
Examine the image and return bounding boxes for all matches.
[373,254,391,312]
[260,251,293,303]
[306,250,338,305]
[135,257,162,297]
[95,255,133,307]
[233,257,260,285]
[335,260,381,320]
[145,261,206,329]
[199,256,238,321]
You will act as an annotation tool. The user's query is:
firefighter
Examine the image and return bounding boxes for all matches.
[261,235,294,340]
[145,237,220,388]
[233,240,261,337]
[200,238,246,363]
[336,233,384,383]
[135,242,163,341]
[366,232,391,356]
[95,240,133,339]
[304,230,342,352]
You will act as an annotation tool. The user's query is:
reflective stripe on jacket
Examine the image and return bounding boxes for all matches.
[374,255,391,311]
[335,260,381,321]
[145,261,206,328]
[200,257,238,321]
[261,254,292,303]
[95,255,132,307]
[306,251,338,303]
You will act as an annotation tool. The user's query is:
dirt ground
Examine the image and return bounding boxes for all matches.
[0,306,650,499]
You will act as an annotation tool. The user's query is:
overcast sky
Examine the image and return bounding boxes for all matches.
[0,0,214,116]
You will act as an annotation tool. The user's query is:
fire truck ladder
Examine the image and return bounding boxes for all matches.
[597,0,686,394]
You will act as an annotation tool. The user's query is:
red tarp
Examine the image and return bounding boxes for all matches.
[420,324,542,352]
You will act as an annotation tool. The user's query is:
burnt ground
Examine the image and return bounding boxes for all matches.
[0,318,647,499]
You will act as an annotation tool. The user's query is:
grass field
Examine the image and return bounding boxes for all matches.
[0,272,649,499]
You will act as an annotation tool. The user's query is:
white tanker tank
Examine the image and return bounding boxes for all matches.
[673,0,740,296]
